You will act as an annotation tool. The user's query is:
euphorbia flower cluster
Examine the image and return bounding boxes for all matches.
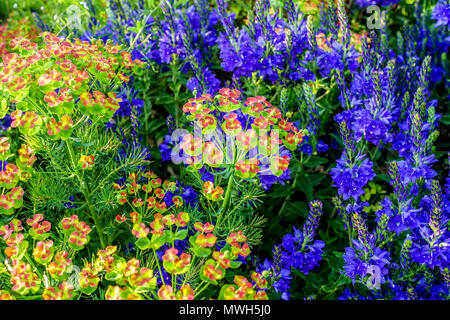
[0,214,85,298]
[202,181,224,201]
[0,31,146,140]
[0,137,32,216]
[197,230,251,285]
[220,274,268,300]
[114,171,181,220]
[59,215,92,251]
[165,88,307,189]
[0,18,40,57]
[0,214,169,300]
[111,170,267,300]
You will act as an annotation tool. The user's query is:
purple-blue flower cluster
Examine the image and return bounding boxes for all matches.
[157,0,222,94]
[216,0,314,84]
[330,152,376,201]
[258,200,325,300]
[432,1,450,28]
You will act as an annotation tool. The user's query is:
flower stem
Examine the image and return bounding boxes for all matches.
[182,255,196,287]
[153,249,166,286]
[216,173,234,228]
[170,55,181,128]
[219,197,247,226]
[277,152,304,218]
[85,192,107,248]
[24,252,43,281]
[277,174,299,218]
[194,281,211,299]
[66,139,107,248]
